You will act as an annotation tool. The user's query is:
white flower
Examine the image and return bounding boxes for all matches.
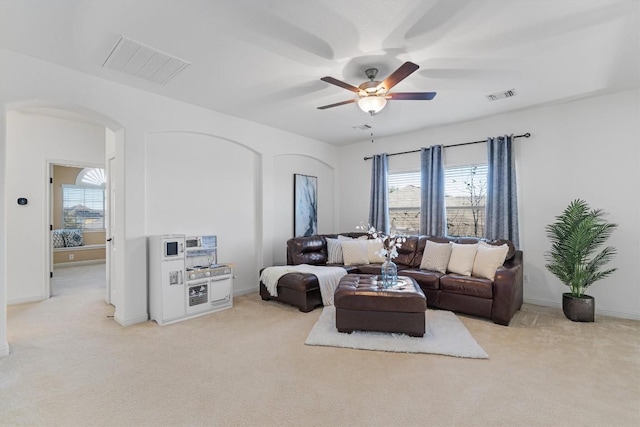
[358,222,406,260]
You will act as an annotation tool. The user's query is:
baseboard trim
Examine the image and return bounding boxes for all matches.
[0,341,9,357]
[113,311,149,327]
[524,297,640,321]
[233,287,255,297]
[8,295,45,305]
[54,259,106,268]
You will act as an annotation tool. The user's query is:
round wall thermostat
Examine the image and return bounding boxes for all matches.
[17,197,28,206]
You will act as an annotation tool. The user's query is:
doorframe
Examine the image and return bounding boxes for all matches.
[105,155,116,305]
[46,160,107,299]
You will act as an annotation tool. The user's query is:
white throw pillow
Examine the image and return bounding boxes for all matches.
[341,240,370,266]
[472,243,509,281]
[326,238,344,264]
[447,243,479,276]
[366,240,386,263]
[337,235,353,241]
[420,240,453,273]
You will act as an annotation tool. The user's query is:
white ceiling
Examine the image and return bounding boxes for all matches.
[1,0,638,145]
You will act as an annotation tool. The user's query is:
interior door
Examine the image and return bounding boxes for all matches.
[106,156,116,305]
[48,163,54,298]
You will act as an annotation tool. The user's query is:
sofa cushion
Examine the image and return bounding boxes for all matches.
[440,274,493,299]
[394,236,418,266]
[420,240,453,273]
[472,242,509,281]
[447,243,478,276]
[288,235,327,265]
[342,240,370,265]
[413,236,454,267]
[277,272,320,292]
[354,264,380,275]
[402,269,443,290]
[486,239,516,261]
[366,240,386,263]
[326,238,344,264]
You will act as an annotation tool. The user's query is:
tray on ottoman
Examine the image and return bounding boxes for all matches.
[333,274,427,337]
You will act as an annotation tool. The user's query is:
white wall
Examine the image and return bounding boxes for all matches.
[5,111,105,303]
[0,48,340,338]
[271,154,336,265]
[338,89,640,320]
[145,131,259,291]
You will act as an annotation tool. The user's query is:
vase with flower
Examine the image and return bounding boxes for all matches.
[359,224,406,288]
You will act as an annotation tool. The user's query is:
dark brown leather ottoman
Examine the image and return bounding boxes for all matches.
[334,274,427,337]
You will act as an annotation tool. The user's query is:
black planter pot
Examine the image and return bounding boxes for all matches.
[562,293,595,322]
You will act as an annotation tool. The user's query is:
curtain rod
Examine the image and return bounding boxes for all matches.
[363,132,531,161]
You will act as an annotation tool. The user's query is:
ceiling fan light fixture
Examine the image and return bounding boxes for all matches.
[358,96,387,115]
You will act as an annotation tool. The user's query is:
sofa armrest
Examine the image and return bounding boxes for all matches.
[491,250,524,325]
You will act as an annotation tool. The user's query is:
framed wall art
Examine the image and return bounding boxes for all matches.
[294,174,318,237]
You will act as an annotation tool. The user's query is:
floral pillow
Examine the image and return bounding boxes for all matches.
[63,229,84,247]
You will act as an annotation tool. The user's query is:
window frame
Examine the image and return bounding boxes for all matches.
[387,163,488,237]
[61,184,106,230]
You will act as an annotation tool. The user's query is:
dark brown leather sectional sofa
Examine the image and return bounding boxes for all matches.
[259,233,524,325]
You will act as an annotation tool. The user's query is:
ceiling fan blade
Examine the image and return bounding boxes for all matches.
[317,98,357,110]
[381,61,420,91]
[320,76,361,93]
[388,92,437,100]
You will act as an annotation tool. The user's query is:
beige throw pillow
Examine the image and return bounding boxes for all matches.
[326,238,343,264]
[420,240,453,273]
[447,243,479,276]
[341,240,370,266]
[472,243,509,281]
[366,240,386,263]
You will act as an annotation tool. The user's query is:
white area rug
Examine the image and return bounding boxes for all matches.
[305,306,488,359]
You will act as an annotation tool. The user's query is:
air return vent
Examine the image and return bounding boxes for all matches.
[486,88,517,102]
[102,35,190,85]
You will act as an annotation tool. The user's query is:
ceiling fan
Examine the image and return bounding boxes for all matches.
[317,61,436,115]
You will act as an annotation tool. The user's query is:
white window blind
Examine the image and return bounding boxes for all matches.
[388,171,421,234]
[62,185,105,229]
[388,164,487,237]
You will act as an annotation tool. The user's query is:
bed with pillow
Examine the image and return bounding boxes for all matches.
[259,233,523,325]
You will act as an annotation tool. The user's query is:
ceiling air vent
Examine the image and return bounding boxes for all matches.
[486,88,517,102]
[352,124,372,131]
[102,35,190,85]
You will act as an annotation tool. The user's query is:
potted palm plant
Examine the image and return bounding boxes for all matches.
[545,199,618,322]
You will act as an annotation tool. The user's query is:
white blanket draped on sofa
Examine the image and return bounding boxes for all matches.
[260,265,347,306]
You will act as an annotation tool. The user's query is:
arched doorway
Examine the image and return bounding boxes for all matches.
[1,103,124,355]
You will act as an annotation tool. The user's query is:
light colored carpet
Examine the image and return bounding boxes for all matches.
[306,306,488,359]
[2,264,640,426]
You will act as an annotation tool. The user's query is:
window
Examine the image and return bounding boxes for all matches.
[62,185,105,229]
[388,171,421,234]
[388,164,487,237]
[62,167,106,229]
[444,165,487,237]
